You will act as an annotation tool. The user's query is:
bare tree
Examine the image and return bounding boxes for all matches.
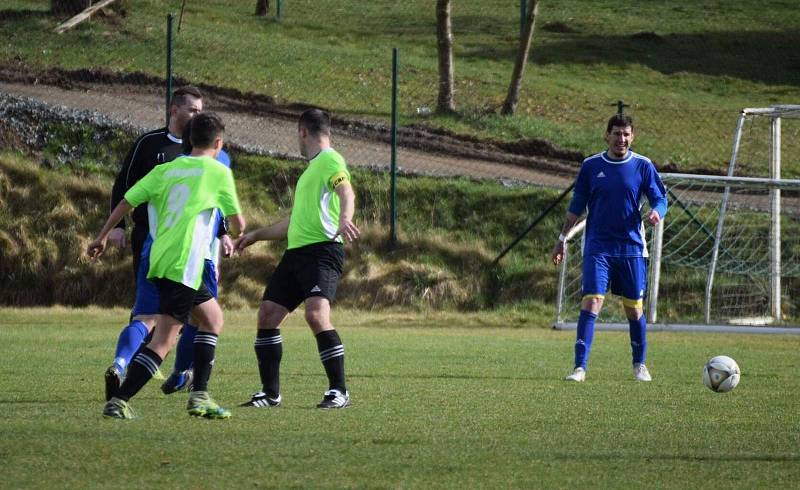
[255,0,270,16]
[435,0,455,113]
[501,0,539,115]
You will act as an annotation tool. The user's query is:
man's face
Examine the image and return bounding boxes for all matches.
[605,125,634,158]
[297,126,309,158]
[171,96,203,134]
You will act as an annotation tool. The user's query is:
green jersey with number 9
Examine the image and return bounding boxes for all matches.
[124,155,241,289]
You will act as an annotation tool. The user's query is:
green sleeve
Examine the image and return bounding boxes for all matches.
[325,159,351,191]
[123,167,159,207]
[217,168,241,217]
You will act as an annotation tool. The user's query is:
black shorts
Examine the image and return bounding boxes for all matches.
[154,278,214,325]
[262,241,344,312]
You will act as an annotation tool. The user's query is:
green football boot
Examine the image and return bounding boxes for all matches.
[187,391,231,419]
[102,397,135,420]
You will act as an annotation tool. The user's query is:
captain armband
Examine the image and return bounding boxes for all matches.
[329,171,350,189]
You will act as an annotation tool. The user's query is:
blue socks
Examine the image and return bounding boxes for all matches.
[629,315,647,364]
[574,310,597,369]
[113,320,149,373]
[173,324,198,373]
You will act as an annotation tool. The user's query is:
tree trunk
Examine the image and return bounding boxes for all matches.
[435,0,455,114]
[501,0,539,115]
[255,0,270,16]
[51,0,91,16]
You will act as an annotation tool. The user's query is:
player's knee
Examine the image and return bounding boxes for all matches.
[304,309,330,331]
[257,303,283,329]
[132,315,157,330]
[624,306,643,321]
[581,295,604,312]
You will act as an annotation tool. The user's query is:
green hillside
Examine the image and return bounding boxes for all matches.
[2,0,799,172]
[0,144,562,313]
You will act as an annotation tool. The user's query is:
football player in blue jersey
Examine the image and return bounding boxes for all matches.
[552,114,668,382]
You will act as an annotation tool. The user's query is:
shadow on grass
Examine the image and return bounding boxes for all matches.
[463,30,800,87]
[0,9,49,21]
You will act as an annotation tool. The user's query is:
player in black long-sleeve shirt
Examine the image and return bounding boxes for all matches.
[104,86,204,400]
[109,87,203,275]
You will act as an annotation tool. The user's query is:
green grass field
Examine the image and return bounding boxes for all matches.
[2,308,798,488]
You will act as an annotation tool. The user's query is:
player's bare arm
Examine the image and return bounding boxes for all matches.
[227,214,246,238]
[551,211,579,265]
[333,181,360,243]
[234,216,290,253]
[87,200,134,260]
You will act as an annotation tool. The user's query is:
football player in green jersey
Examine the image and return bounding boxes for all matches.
[235,108,359,409]
[88,113,245,419]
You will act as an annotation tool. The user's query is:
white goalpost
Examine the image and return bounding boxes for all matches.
[555,105,800,332]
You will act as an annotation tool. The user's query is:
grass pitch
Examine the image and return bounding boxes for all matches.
[1,307,798,488]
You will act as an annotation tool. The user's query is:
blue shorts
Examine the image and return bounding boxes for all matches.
[132,240,219,317]
[581,255,646,308]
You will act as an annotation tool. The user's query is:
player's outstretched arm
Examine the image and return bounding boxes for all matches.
[234,216,290,254]
[87,200,134,260]
[333,182,360,243]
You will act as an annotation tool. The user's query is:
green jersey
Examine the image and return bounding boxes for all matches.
[287,148,351,249]
[124,155,241,289]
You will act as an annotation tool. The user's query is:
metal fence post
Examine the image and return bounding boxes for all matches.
[770,116,782,321]
[389,48,399,247]
[166,13,174,126]
[555,240,569,325]
[647,218,664,324]
[276,0,283,22]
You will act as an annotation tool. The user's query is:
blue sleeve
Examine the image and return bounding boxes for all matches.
[567,164,590,216]
[213,150,232,237]
[216,149,231,168]
[644,163,668,219]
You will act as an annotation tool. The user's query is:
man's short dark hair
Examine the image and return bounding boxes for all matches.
[171,86,203,107]
[606,114,634,133]
[189,112,224,150]
[299,108,331,136]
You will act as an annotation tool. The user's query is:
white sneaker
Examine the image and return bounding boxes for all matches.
[633,363,652,382]
[565,367,586,382]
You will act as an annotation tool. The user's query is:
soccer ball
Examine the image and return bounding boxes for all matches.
[702,355,741,392]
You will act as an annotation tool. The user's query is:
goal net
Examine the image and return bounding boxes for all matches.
[556,106,800,328]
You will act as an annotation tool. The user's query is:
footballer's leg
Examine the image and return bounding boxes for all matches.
[186,292,230,419]
[106,315,156,400]
[306,297,349,409]
[104,317,181,418]
[568,254,608,381]
[163,260,217,394]
[241,300,288,408]
[620,257,650,381]
[105,248,161,400]
[242,256,297,408]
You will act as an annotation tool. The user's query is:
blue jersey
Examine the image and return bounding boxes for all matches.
[568,151,667,257]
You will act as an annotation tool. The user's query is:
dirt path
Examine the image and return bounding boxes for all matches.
[0,79,574,189]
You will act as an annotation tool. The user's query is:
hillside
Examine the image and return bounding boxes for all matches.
[2,0,799,173]
[0,143,563,312]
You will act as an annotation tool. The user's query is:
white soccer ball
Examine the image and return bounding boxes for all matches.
[702,355,741,392]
